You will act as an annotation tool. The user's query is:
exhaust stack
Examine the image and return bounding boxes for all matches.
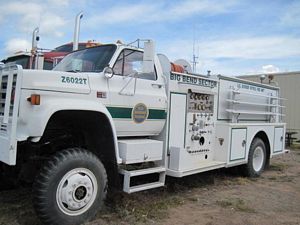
[73,12,83,51]
[31,27,39,53]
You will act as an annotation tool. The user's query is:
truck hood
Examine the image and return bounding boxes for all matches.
[21,69,91,94]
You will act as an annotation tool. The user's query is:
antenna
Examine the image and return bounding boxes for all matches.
[191,25,199,73]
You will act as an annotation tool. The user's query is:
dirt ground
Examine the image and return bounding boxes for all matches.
[0,147,299,225]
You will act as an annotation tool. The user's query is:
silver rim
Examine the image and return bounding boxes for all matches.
[252,146,264,172]
[56,168,98,216]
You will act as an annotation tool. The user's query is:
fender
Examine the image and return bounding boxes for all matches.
[17,91,122,164]
[246,124,284,158]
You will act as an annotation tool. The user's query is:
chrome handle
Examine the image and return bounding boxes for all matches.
[152,83,163,88]
[242,140,246,147]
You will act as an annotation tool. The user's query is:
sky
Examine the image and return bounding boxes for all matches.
[0,0,299,76]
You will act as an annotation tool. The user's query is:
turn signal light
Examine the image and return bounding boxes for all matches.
[27,94,41,105]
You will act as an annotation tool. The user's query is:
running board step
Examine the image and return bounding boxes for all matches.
[119,167,166,193]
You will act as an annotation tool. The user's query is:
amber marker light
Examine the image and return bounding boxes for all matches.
[27,94,41,105]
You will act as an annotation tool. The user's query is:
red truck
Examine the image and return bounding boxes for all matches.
[1,41,100,70]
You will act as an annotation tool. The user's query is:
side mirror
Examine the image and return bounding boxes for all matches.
[142,40,155,74]
[103,66,114,79]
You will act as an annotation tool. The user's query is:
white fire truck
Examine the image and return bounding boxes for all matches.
[0,40,286,225]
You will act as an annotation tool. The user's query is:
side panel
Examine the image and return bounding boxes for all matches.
[168,93,186,150]
[166,73,226,177]
[215,122,285,167]
[218,77,280,122]
[230,128,247,161]
[274,127,284,153]
[118,139,163,164]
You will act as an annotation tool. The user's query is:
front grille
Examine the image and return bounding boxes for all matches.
[0,74,17,117]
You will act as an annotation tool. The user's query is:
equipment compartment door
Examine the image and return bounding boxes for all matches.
[168,93,187,149]
[230,128,247,161]
[274,127,284,153]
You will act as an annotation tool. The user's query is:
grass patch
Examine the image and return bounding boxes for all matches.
[222,177,250,186]
[100,191,184,224]
[268,163,287,172]
[166,173,215,192]
[291,144,300,150]
[267,175,294,182]
[268,176,277,181]
[216,198,256,213]
[216,200,233,207]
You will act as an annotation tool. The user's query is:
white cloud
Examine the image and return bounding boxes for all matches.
[87,4,156,25]
[198,36,300,59]
[158,35,300,75]
[0,1,67,37]
[261,65,280,73]
[39,13,66,37]
[47,0,69,6]
[4,38,31,55]
[4,2,42,15]
[87,0,236,25]
[160,36,300,62]
[168,0,234,18]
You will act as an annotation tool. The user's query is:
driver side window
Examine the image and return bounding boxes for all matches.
[113,49,156,80]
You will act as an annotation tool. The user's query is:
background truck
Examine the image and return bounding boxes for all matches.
[1,12,99,71]
[0,39,286,225]
[1,41,100,70]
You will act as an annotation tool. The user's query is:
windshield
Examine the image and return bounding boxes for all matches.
[2,55,30,69]
[53,45,117,72]
[52,43,86,52]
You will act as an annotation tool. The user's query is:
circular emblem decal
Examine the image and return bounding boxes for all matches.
[132,103,148,123]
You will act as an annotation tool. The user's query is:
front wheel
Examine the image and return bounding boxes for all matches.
[33,148,107,225]
[242,138,267,177]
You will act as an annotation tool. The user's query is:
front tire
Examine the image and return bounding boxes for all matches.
[33,148,107,225]
[243,138,266,177]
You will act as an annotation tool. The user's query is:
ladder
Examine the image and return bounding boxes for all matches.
[117,138,166,193]
[119,166,166,193]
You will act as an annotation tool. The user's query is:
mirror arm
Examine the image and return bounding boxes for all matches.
[119,72,138,96]
[122,71,138,79]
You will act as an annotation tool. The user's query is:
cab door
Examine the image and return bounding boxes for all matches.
[107,48,167,136]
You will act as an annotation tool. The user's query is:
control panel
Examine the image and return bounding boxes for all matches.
[187,92,214,113]
[185,91,215,159]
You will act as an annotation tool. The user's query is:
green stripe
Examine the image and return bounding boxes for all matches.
[148,109,167,119]
[107,107,132,119]
[107,106,166,120]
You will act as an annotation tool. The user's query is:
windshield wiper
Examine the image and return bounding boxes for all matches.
[66,69,81,73]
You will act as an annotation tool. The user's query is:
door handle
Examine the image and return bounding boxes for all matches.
[242,140,246,147]
[152,83,163,88]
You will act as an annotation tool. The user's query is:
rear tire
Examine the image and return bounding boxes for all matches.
[33,148,107,225]
[243,138,266,177]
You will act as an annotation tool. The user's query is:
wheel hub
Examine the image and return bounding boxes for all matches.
[253,146,264,172]
[75,186,87,200]
[56,168,98,215]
